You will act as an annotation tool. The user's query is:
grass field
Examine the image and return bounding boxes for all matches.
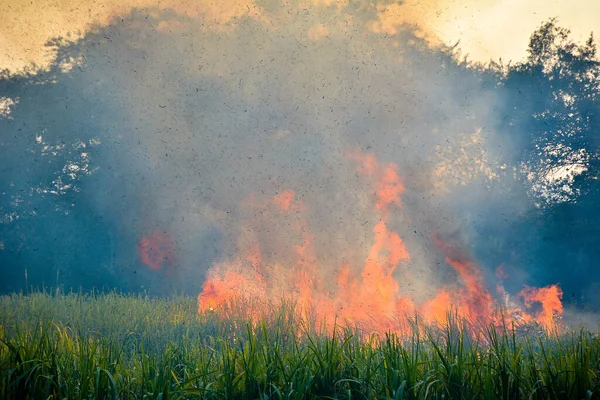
[0,290,598,399]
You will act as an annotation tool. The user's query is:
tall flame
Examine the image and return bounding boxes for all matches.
[519,285,564,332]
[197,151,563,335]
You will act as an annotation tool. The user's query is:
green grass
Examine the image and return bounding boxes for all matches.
[0,290,598,399]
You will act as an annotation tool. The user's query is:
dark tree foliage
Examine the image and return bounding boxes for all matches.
[0,49,123,292]
[498,20,600,305]
[0,23,183,293]
[503,19,600,201]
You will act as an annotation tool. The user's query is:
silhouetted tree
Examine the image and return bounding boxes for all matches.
[498,19,600,304]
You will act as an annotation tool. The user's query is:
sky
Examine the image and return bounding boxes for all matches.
[1,0,599,73]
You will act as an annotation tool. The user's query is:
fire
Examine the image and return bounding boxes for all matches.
[444,256,495,326]
[421,290,452,323]
[273,190,295,211]
[349,151,404,213]
[138,231,175,271]
[199,271,264,310]
[197,151,564,335]
[519,285,564,332]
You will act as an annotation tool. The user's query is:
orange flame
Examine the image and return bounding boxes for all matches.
[519,285,563,332]
[444,256,495,326]
[273,190,296,211]
[138,231,175,271]
[198,271,266,311]
[349,151,404,213]
[197,151,564,335]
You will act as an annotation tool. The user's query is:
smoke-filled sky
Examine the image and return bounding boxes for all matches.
[1,0,599,320]
[2,0,600,72]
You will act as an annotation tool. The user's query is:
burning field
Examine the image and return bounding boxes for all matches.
[196,150,564,335]
[1,0,600,398]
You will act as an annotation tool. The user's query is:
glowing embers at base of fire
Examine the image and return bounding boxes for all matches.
[197,152,564,335]
[138,231,176,271]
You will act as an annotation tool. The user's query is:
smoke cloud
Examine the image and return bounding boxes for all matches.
[0,1,593,314]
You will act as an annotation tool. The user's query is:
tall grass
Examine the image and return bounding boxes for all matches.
[0,290,598,399]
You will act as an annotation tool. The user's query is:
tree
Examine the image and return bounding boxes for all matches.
[503,19,600,204]
[497,19,600,305]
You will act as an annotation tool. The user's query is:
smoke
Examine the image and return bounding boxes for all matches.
[0,1,576,309]
[3,0,600,73]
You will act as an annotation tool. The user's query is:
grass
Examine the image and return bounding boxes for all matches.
[0,290,598,399]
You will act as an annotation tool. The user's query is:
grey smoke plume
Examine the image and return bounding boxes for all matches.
[0,4,537,302]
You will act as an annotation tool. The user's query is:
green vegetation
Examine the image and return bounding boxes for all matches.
[0,291,599,399]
